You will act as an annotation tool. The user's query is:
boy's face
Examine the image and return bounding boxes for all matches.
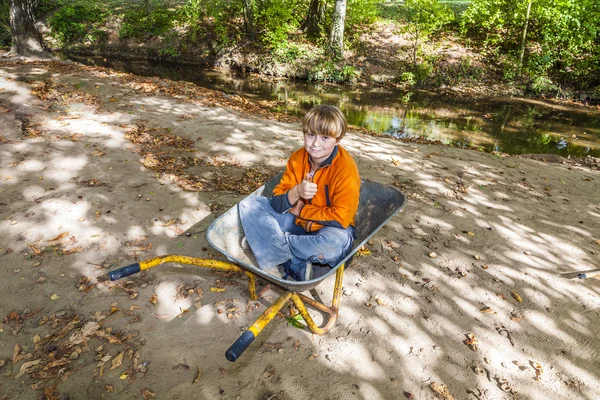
[304,133,339,166]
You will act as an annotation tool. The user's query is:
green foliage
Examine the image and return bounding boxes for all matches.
[38,0,67,17]
[0,0,9,48]
[529,76,559,95]
[346,0,378,30]
[178,0,237,44]
[255,0,303,47]
[401,0,455,63]
[400,71,416,86]
[272,41,309,63]
[402,0,455,34]
[412,60,434,84]
[461,0,600,88]
[48,2,107,44]
[308,60,359,83]
[119,5,176,39]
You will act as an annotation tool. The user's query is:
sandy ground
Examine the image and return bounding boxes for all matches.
[1,59,599,400]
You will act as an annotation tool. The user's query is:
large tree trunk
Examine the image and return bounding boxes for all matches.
[302,0,325,39]
[329,0,346,59]
[9,0,51,58]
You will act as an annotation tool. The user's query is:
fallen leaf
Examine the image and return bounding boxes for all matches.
[480,307,497,314]
[104,385,113,392]
[593,239,600,245]
[511,291,523,302]
[110,352,124,370]
[356,246,372,256]
[464,333,479,351]
[467,232,475,236]
[141,389,156,399]
[15,359,41,378]
[429,382,454,400]
[50,294,60,300]
[49,232,69,241]
[62,247,83,255]
[210,287,225,293]
[193,368,202,383]
[428,252,437,258]
[12,343,22,363]
[149,294,157,306]
[119,372,128,380]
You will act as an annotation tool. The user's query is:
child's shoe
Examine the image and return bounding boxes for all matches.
[282,259,313,281]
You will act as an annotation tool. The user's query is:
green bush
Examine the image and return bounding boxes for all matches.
[48,2,106,44]
[119,6,175,39]
[308,60,359,83]
[255,0,303,48]
[529,76,559,95]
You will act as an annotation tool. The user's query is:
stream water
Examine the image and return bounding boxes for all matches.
[68,55,600,158]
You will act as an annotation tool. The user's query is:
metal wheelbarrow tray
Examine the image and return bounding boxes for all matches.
[108,173,406,361]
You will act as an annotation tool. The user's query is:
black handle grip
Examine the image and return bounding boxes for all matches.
[225,330,255,362]
[107,263,141,281]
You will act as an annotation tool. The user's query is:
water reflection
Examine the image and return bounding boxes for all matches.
[67,54,600,157]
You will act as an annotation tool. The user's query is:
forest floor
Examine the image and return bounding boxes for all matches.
[1,58,600,400]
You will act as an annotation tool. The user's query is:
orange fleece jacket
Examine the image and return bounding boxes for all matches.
[271,145,360,232]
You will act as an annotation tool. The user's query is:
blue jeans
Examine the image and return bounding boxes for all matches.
[238,196,354,271]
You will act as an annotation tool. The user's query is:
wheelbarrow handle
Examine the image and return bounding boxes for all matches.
[108,263,141,281]
[225,330,255,362]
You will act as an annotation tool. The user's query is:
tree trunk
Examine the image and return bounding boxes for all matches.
[302,0,325,39]
[329,0,346,59]
[412,26,419,65]
[242,0,255,41]
[143,0,151,16]
[518,0,532,76]
[9,0,50,58]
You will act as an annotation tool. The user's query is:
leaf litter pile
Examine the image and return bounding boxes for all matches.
[2,307,148,399]
[124,122,277,194]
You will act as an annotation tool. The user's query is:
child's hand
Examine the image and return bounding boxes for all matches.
[290,199,305,216]
[297,178,318,200]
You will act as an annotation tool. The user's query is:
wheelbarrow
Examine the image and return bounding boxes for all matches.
[107,173,406,361]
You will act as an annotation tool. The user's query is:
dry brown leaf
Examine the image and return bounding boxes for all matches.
[480,307,497,314]
[149,294,157,306]
[104,385,113,392]
[15,359,41,378]
[593,239,600,245]
[429,382,454,400]
[49,232,69,242]
[464,333,479,351]
[62,247,83,255]
[141,389,156,399]
[110,352,124,370]
[12,343,22,364]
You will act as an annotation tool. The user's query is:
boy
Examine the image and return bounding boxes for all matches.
[239,105,360,281]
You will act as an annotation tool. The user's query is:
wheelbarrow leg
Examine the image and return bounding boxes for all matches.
[292,263,344,335]
[226,263,346,362]
[226,291,293,361]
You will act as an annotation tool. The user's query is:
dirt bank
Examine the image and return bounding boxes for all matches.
[1,59,599,400]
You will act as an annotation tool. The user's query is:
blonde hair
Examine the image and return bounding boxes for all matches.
[302,105,347,141]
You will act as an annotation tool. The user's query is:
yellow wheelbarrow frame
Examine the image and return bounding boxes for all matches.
[108,174,405,361]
